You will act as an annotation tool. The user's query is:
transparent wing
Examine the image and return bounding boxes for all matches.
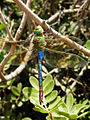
[44,48,87,68]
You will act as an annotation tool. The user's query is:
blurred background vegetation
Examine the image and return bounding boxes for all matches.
[0,0,90,120]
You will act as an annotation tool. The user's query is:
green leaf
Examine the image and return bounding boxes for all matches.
[53,109,70,118]
[81,105,90,112]
[82,99,88,105]
[46,115,67,120]
[43,80,54,96]
[58,102,68,112]
[27,87,39,104]
[29,76,39,90]
[0,50,7,62]
[21,96,29,102]
[4,0,14,3]
[22,87,32,98]
[30,96,39,105]
[70,114,78,119]
[17,101,23,107]
[22,117,32,120]
[66,93,73,112]
[33,104,47,113]
[71,104,85,114]
[85,40,90,50]
[17,82,22,93]
[77,111,90,118]
[43,74,53,89]
[0,23,5,30]
[46,90,58,103]
[11,86,20,96]
[49,96,62,110]
[29,87,38,98]
[10,94,17,101]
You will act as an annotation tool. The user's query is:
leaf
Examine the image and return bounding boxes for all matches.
[58,102,68,112]
[81,105,90,112]
[11,86,20,96]
[46,115,67,120]
[17,101,23,107]
[43,80,54,96]
[17,82,22,93]
[4,55,17,71]
[0,50,7,62]
[22,87,32,98]
[66,93,73,112]
[43,75,54,96]
[70,114,78,119]
[7,78,15,86]
[0,23,5,30]
[49,96,63,110]
[29,87,38,98]
[21,96,29,102]
[71,104,85,114]
[46,90,58,103]
[29,76,39,90]
[85,40,90,50]
[82,99,88,105]
[53,109,70,118]
[33,104,47,113]
[27,87,39,104]
[30,97,39,105]
[77,111,90,118]
[10,94,17,101]
[43,74,53,89]
[22,117,32,120]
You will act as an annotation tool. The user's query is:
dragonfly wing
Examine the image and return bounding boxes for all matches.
[44,48,87,68]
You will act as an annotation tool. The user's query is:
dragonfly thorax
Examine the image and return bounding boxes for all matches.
[33,36,46,48]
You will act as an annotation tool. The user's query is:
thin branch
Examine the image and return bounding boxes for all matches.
[0,0,31,72]
[64,65,87,100]
[0,9,14,41]
[47,8,79,23]
[0,72,6,83]
[5,35,34,81]
[13,0,90,56]
[37,0,49,15]
[15,0,31,40]
[78,0,88,13]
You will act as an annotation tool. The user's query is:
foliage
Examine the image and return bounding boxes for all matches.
[29,75,90,120]
[0,0,90,120]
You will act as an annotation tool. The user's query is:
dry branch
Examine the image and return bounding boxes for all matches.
[13,0,90,56]
[0,0,32,82]
[0,10,14,41]
[47,8,79,23]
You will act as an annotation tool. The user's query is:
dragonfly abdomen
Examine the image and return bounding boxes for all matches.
[38,50,44,103]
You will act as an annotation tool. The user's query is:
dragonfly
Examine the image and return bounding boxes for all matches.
[33,26,87,104]
[0,26,87,103]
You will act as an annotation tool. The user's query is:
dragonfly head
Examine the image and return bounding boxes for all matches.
[34,25,43,35]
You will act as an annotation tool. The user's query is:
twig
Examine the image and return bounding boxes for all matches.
[48,112,53,120]
[0,72,6,83]
[78,0,88,13]
[0,0,31,82]
[15,0,31,40]
[47,8,79,23]
[13,0,90,56]
[0,9,14,41]
[5,34,34,81]
[37,0,49,15]
[64,65,87,100]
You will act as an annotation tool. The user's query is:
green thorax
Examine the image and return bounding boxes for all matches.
[33,26,46,48]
